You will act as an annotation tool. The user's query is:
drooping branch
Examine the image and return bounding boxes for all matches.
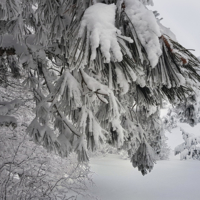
[161,35,188,65]
[41,66,81,137]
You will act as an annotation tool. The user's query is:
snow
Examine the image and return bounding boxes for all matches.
[55,69,82,108]
[80,69,110,95]
[79,3,133,63]
[125,0,162,67]
[89,110,106,147]
[111,118,125,148]
[78,123,200,200]
[79,106,106,147]
[115,66,130,95]
[80,154,200,200]
[146,105,157,117]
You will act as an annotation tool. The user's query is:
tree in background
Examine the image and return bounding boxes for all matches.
[175,129,200,160]
[0,0,200,175]
[163,92,200,132]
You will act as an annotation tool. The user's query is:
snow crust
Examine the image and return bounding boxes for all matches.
[79,3,133,63]
[125,0,162,67]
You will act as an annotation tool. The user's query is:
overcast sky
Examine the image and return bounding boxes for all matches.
[149,0,200,57]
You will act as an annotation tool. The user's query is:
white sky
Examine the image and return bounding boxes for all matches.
[149,0,200,57]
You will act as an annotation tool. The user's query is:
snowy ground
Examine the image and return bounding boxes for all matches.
[79,123,200,200]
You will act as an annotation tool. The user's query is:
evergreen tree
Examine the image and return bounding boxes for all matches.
[1,0,200,175]
[175,129,200,160]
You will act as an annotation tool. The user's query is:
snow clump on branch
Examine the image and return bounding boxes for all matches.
[125,0,162,67]
[79,3,133,63]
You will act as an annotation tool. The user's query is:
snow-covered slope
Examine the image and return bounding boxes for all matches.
[80,153,200,200]
[79,123,200,200]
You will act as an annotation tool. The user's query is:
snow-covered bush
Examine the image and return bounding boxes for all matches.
[0,126,93,200]
[1,0,200,175]
[175,129,200,160]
